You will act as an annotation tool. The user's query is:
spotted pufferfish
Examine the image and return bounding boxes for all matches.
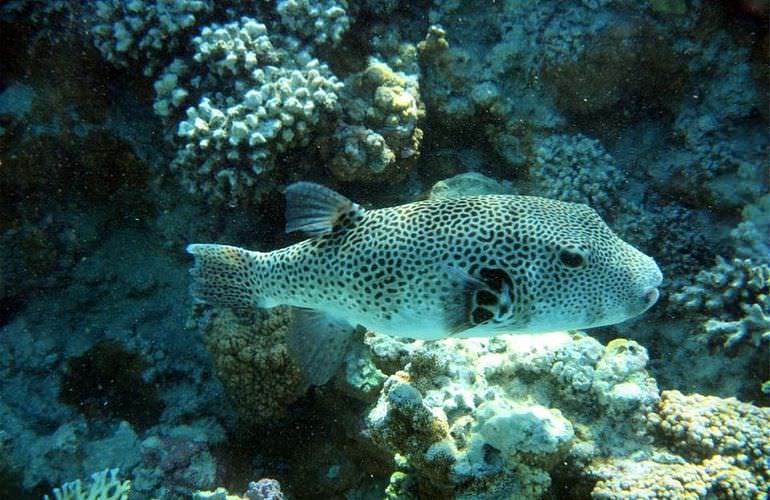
[187,182,662,385]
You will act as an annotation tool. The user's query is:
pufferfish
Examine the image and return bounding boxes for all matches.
[187,182,662,384]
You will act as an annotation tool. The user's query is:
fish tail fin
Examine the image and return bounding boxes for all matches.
[186,243,268,308]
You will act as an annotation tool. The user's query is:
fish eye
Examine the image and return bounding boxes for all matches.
[559,247,587,268]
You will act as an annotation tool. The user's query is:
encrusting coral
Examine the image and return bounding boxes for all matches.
[588,389,769,498]
[198,307,305,431]
[364,332,660,498]
[529,133,624,217]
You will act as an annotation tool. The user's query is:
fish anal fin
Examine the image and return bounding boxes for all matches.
[285,308,356,386]
[285,182,365,236]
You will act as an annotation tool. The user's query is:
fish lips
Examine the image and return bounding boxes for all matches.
[631,265,663,316]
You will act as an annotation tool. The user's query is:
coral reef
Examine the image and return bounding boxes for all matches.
[89,0,213,76]
[0,0,767,498]
[590,455,761,499]
[542,19,686,116]
[154,17,343,205]
[45,468,131,500]
[568,390,770,498]
[615,390,770,498]
[529,133,624,216]
[365,332,659,497]
[329,58,424,182]
[276,0,350,47]
[133,424,221,497]
[58,341,164,430]
[731,195,770,262]
[198,307,305,431]
[656,30,766,211]
[670,257,770,350]
[194,478,285,499]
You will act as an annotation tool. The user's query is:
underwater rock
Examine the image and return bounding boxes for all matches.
[478,403,574,457]
[428,172,514,199]
[59,340,164,430]
[542,20,686,116]
[133,424,221,498]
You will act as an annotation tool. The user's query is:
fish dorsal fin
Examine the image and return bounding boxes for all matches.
[285,182,365,236]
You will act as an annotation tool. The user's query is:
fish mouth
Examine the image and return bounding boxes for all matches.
[641,261,663,310]
[625,286,659,318]
[642,287,660,309]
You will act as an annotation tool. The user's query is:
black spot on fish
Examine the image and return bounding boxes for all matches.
[476,290,497,306]
[472,307,493,324]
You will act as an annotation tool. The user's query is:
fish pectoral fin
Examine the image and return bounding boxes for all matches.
[284,182,365,236]
[286,308,356,386]
[440,265,484,336]
[441,266,515,336]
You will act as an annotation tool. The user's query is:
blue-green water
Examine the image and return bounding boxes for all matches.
[0,1,767,498]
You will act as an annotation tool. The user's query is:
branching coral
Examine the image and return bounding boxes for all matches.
[89,0,213,76]
[153,17,343,205]
[670,257,770,349]
[276,0,350,47]
[45,468,131,500]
